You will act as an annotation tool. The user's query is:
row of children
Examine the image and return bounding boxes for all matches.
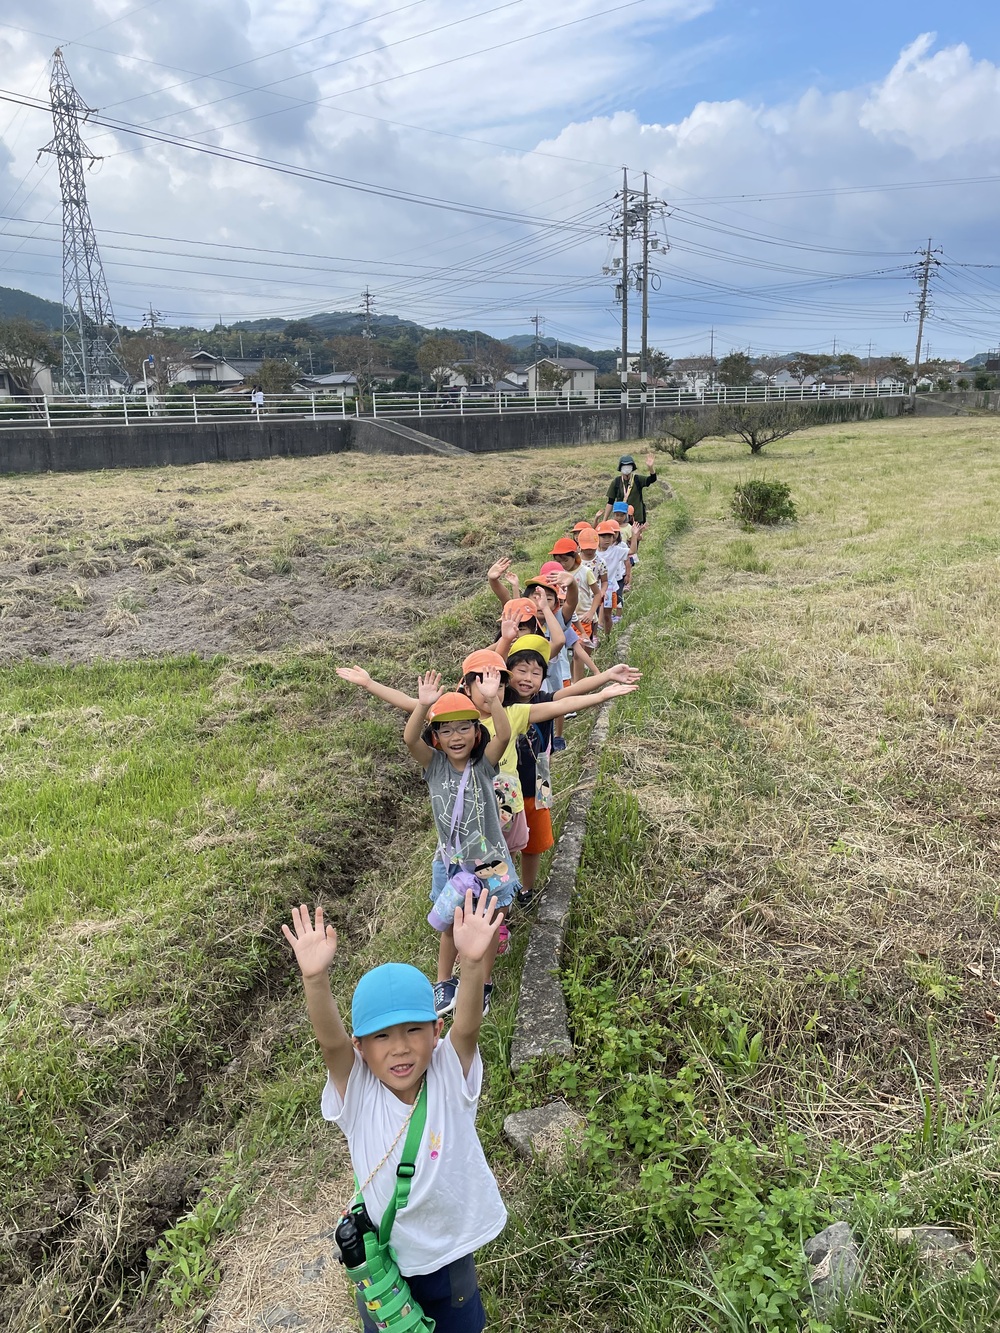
[282,452,657,1331]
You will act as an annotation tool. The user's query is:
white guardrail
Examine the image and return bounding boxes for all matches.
[0,382,906,432]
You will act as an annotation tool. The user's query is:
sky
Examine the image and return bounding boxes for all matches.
[0,0,999,361]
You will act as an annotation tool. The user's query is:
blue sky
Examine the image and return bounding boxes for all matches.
[0,0,998,361]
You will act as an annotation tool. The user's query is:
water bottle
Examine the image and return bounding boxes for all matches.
[335,1211,369,1269]
[427,870,479,931]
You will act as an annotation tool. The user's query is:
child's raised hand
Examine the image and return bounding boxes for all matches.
[487,556,512,581]
[645,453,655,469]
[452,889,500,962]
[416,670,445,706]
[601,681,639,699]
[477,665,502,702]
[282,904,338,979]
[499,610,520,645]
[336,665,372,686]
[608,663,643,684]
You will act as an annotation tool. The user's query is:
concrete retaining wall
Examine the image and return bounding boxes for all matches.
[0,396,907,475]
[921,389,1000,412]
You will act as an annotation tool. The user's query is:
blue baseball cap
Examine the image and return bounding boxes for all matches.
[351,963,437,1037]
[612,501,629,514]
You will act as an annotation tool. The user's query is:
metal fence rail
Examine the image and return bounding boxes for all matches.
[0,381,905,432]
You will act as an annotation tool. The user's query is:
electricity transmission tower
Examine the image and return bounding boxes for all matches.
[39,48,126,395]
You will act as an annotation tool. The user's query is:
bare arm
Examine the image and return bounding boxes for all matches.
[481,675,511,766]
[528,680,638,722]
[336,666,418,713]
[537,598,565,655]
[487,556,512,606]
[567,636,597,676]
[554,664,642,699]
[449,890,500,1076]
[404,671,443,768]
[282,905,355,1097]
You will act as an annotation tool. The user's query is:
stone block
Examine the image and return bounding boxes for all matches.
[504,1101,586,1168]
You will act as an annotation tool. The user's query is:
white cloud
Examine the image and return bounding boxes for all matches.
[1,8,999,357]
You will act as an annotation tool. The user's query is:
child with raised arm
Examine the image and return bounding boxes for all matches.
[404,667,517,1017]
[283,893,505,1333]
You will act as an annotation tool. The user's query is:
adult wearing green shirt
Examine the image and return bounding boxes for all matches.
[602,453,657,525]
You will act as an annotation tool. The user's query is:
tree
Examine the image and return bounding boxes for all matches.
[283,320,317,342]
[718,402,808,454]
[329,335,380,397]
[754,355,788,385]
[0,317,58,394]
[868,355,910,385]
[416,335,463,391]
[786,352,823,384]
[120,332,184,393]
[716,351,754,386]
[654,411,720,459]
[470,335,512,388]
[646,350,673,383]
[535,361,570,394]
[837,354,862,382]
[257,357,298,394]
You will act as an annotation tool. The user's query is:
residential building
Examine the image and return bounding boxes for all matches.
[525,356,597,403]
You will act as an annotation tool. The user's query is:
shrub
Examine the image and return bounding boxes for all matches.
[718,402,807,454]
[731,477,797,528]
[652,410,719,459]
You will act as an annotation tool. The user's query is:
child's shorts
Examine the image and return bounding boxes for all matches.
[523,796,554,855]
[502,809,529,854]
[357,1252,485,1333]
[603,589,620,610]
[430,859,518,911]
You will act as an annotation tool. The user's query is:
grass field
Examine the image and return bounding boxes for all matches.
[2,417,1000,1331]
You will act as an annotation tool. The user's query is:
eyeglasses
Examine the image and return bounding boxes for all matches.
[435,721,476,736]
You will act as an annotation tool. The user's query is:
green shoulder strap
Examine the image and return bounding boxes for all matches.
[377,1079,428,1249]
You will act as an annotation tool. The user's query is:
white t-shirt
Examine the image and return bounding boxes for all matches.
[321,1033,507,1275]
[600,542,629,591]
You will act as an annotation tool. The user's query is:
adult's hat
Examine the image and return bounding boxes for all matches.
[427,692,481,722]
[618,455,636,469]
[612,501,630,514]
[539,560,565,579]
[461,648,509,676]
[509,633,551,664]
[550,537,579,555]
[352,962,437,1037]
[596,520,619,535]
[577,527,600,547]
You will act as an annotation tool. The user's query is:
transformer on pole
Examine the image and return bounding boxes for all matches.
[38,48,126,395]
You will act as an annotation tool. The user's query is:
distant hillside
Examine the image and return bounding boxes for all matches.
[0,286,64,328]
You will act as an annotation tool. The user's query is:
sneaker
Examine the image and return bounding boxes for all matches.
[497,922,510,956]
[482,983,494,1016]
[551,736,567,752]
[433,977,458,1016]
[516,889,535,911]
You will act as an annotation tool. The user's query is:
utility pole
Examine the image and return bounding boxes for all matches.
[640,172,649,401]
[529,312,543,362]
[360,286,376,340]
[620,165,629,412]
[39,49,126,394]
[910,238,940,403]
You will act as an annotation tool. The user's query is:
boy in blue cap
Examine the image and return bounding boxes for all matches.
[283,893,506,1332]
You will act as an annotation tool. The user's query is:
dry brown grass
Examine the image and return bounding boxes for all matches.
[0,449,609,662]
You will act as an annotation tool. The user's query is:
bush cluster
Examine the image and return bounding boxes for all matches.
[730,477,797,527]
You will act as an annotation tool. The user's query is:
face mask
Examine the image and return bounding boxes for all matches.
[621,465,633,475]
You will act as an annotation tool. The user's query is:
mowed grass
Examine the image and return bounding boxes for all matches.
[496,414,1000,1331]
[0,444,616,1329]
[7,418,1000,1332]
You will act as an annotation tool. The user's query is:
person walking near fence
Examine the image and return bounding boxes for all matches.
[251,385,265,419]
